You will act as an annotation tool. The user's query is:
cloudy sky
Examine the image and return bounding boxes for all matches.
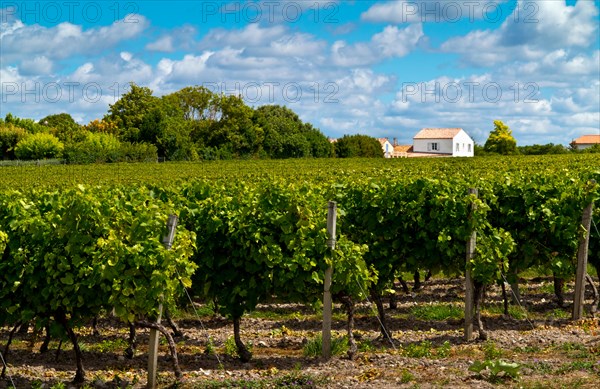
[1,0,599,145]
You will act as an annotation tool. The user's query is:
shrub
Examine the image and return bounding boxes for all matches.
[14,132,64,160]
[0,124,28,159]
[334,134,383,158]
[65,133,158,164]
[64,132,122,163]
[119,142,158,162]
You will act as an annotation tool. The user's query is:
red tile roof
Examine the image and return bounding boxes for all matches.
[393,145,413,152]
[413,128,462,139]
[571,135,600,145]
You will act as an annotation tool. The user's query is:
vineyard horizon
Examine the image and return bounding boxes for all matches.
[1,154,599,189]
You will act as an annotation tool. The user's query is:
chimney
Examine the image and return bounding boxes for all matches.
[393,137,398,146]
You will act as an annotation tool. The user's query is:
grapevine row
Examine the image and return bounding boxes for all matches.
[0,160,598,383]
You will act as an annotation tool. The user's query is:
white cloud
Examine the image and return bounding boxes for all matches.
[331,23,356,35]
[0,15,149,63]
[120,52,133,62]
[567,112,600,127]
[441,1,599,66]
[208,48,282,70]
[200,24,287,49]
[338,69,393,94]
[0,18,24,39]
[251,32,327,58]
[331,24,423,66]
[361,0,508,24]
[499,1,598,49]
[506,118,560,142]
[161,53,213,84]
[146,36,174,52]
[145,25,197,53]
[320,117,359,133]
[0,66,24,85]
[373,25,424,57]
[71,63,95,81]
[19,56,54,75]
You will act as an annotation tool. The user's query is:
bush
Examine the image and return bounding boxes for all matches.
[120,142,158,162]
[65,133,158,164]
[64,132,122,163]
[334,134,383,158]
[14,132,64,160]
[580,144,600,154]
[0,124,28,159]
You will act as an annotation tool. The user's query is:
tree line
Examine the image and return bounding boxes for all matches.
[477,120,600,156]
[0,83,386,163]
[3,89,594,163]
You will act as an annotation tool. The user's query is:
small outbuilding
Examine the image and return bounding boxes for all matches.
[378,138,394,158]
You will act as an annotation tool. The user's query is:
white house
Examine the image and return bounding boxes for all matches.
[378,138,394,158]
[412,128,474,157]
[570,135,600,150]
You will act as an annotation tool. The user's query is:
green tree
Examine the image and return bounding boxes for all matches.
[253,105,331,158]
[334,134,383,158]
[104,83,159,142]
[39,113,84,143]
[484,120,517,155]
[207,94,263,158]
[164,87,220,148]
[136,94,208,161]
[156,117,199,161]
[4,113,47,133]
[169,86,220,121]
[304,123,333,158]
[254,105,308,158]
[518,143,568,155]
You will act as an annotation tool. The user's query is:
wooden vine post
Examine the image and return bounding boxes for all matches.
[148,214,178,389]
[572,180,596,320]
[464,188,478,341]
[322,201,337,359]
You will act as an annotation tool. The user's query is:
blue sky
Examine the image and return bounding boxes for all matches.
[1,0,599,145]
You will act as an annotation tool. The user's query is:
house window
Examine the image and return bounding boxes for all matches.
[456,143,460,152]
[428,142,438,151]
[468,144,472,152]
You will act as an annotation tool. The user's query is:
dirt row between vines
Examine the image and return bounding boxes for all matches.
[1,276,599,388]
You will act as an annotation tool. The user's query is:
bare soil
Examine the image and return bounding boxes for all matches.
[1,276,599,388]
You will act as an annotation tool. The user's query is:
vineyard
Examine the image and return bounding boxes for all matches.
[1,154,599,388]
